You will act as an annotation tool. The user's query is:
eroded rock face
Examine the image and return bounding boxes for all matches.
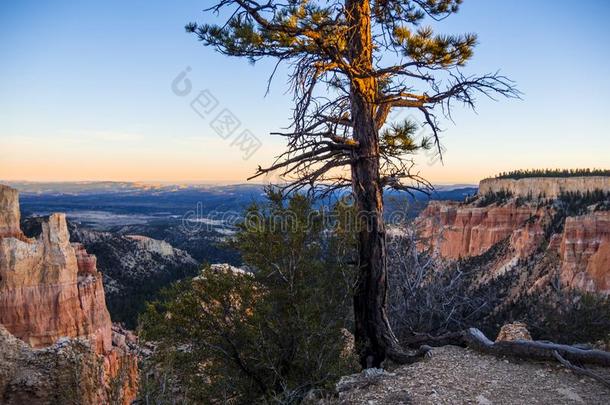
[0,213,112,351]
[416,179,610,295]
[73,242,98,275]
[417,200,540,259]
[0,184,24,239]
[0,185,138,404]
[559,211,610,294]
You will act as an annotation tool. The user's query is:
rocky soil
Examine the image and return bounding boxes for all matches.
[337,345,610,404]
[0,325,138,405]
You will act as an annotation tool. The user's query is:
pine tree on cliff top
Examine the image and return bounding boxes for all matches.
[187,0,518,368]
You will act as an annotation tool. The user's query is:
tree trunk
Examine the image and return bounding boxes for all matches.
[350,106,392,369]
[346,0,429,368]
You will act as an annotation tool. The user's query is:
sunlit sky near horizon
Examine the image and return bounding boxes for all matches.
[1,0,609,185]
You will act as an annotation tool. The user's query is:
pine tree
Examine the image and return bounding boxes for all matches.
[187,0,518,367]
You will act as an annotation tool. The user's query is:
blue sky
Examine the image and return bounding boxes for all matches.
[1,0,608,184]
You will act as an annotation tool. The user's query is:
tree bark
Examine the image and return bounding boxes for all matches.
[346,0,428,368]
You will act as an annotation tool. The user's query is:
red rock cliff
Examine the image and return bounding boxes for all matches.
[0,185,24,240]
[559,211,610,294]
[417,200,540,259]
[416,187,610,295]
[0,185,137,404]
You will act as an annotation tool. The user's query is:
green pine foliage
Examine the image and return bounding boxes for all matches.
[556,189,610,215]
[139,191,357,403]
[476,189,513,207]
[495,168,610,179]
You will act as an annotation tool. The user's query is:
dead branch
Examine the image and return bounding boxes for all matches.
[552,350,610,388]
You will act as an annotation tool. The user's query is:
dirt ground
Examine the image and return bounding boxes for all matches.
[336,345,610,404]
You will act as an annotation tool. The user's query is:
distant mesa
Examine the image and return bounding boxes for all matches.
[479,169,610,199]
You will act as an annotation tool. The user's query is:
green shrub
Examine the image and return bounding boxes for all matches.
[139,192,357,403]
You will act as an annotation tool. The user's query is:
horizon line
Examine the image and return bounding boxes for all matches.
[0,179,480,187]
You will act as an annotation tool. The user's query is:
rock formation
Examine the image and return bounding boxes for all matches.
[417,201,541,259]
[495,322,532,342]
[559,211,610,294]
[416,177,610,295]
[0,185,138,404]
[62,222,199,328]
[0,324,138,405]
[0,213,112,351]
[0,184,24,240]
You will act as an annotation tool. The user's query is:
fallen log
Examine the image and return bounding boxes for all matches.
[403,328,610,368]
[397,327,610,387]
[462,328,610,367]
